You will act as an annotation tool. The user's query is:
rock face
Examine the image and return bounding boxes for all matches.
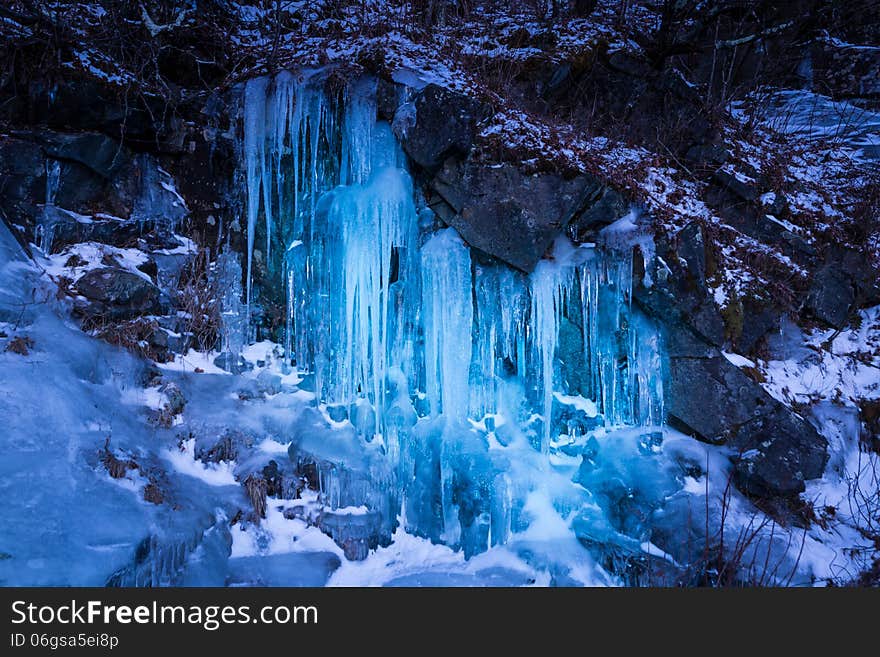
[0,63,848,512]
[395,84,487,171]
[812,38,880,99]
[74,268,161,320]
[0,138,46,236]
[38,131,130,180]
[636,225,829,499]
[635,223,726,347]
[393,80,832,503]
[430,159,602,272]
[400,81,627,273]
[804,264,855,329]
[667,352,828,497]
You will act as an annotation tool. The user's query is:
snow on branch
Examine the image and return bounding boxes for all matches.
[715,20,795,49]
[140,3,190,37]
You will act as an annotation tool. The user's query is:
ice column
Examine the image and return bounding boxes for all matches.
[421,228,474,420]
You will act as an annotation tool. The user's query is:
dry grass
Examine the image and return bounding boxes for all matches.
[85,316,172,363]
[4,335,34,355]
[175,248,222,353]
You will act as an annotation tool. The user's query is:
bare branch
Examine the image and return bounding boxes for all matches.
[140,3,189,38]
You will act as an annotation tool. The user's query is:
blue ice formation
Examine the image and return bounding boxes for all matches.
[240,71,666,557]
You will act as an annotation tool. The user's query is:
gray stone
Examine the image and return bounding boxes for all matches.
[737,296,781,355]
[666,355,768,441]
[812,38,880,98]
[431,159,601,272]
[685,143,729,166]
[838,246,880,309]
[395,84,488,171]
[666,353,828,497]
[48,214,143,252]
[606,51,655,78]
[567,185,629,242]
[804,265,854,329]
[730,407,830,498]
[0,137,46,236]
[676,222,707,290]
[317,509,387,561]
[159,382,186,416]
[214,352,253,375]
[376,77,404,122]
[39,132,130,180]
[74,268,161,320]
[712,169,759,203]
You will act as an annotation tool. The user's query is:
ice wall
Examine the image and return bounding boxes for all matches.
[240,72,665,555]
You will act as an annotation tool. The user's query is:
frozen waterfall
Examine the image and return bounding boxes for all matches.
[239,71,666,555]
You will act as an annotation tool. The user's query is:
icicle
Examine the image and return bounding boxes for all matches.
[529,249,575,452]
[333,153,418,416]
[243,76,269,310]
[421,228,473,420]
[45,159,60,206]
[237,73,669,558]
[36,159,62,252]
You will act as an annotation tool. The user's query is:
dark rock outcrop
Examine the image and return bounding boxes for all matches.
[666,349,828,498]
[636,224,829,499]
[635,223,726,347]
[0,138,45,237]
[394,84,487,171]
[430,159,602,272]
[317,509,386,561]
[37,132,130,180]
[74,268,161,320]
[804,264,855,329]
[812,38,880,99]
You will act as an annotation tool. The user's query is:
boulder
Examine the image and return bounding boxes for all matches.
[812,38,880,99]
[394,84,488,171]
[317,509,387,561]
[712,169,759,203]
[37,132,130,180]
[566,185,629,242]
[666,355,770,441]
[49,215,144,252]
[804,264,854,329]
[430,158,601,272]
[74,268,161,320]
[0,137,45,236]
[736,296,782,355]
[685,142,729,167]
[635,225,829,498]
[159,382,186,416]
[666,352,828,497]
[634,225,726,347]
[731,406,830,499]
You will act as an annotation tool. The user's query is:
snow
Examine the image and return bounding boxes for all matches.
[120,385,167,411]
[163,439,238,487]
[759,309,880,407]
[230,500,343,559]
[41,242,152,282]
[723,351,757,369]
[151,235,196,256]
[158,349,230,375]
[553,393,599,418]
[257,438,291,455]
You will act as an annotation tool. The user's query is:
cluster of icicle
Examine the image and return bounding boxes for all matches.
[241,71,664,452]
